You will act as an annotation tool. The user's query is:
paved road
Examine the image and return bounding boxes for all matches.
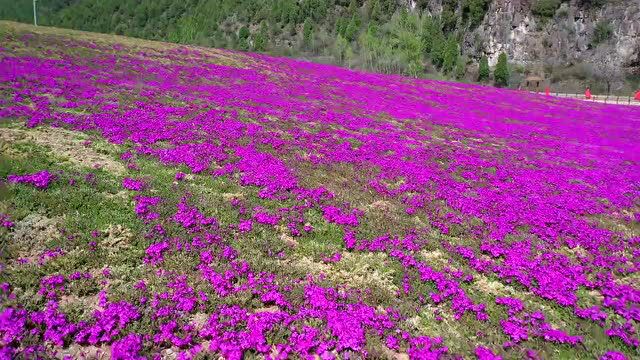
[532,92,640,106]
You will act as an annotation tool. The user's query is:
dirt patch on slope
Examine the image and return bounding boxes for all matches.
[0,126,125,174]
[100,224,134,251]
[11,213,62,255]
[286,252,398,294]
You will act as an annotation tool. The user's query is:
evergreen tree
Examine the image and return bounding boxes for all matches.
[303,17,313,47]
[348,0,358,14]
[253,22,268,52]
[442,35,459,74]
[238,26,250,40]
[344,14,360,42]
[335,17,348,37]
[430,31,446,68]
[334,34,349,64]
[455,56,466,80]
[478,55,489,81]
[370,0,383,22]
[441,0,459,32]
[370,0,397,23]
[464,0,490,28]
[238,26,250,51]
[421,16,442,58]
[494,52,510,87]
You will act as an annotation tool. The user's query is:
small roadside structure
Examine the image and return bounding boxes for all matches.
[520,75,546,92]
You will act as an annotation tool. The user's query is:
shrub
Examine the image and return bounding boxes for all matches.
[464,0,490,28]
[532,0,561,19]
[370,0,398,22]
[478,55,490,81]
[442,36,459,74]
[237,26,250,51]
[335,17,348,37]
[494,52,510,87]
[421,16,442,55]
[238,26,250,40]
[455,56,467,80]
[556,7,569,18]
[253,22,268,52]
[592,20,612,45]
[344,14,360,42]
[441,0,460,32]
[303,17,313,47]
[430,32,446,68]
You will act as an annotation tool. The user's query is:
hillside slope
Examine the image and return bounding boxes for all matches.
[1,22,640,359]
[1,0,638,92]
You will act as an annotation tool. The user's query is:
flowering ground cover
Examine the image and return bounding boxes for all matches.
[1,21,639,359]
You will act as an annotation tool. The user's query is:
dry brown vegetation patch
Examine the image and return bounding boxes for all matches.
[286,252,399,295]
[10,213,62,257]
[101,224,134,251]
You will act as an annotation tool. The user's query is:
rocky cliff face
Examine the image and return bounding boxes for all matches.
[463,0,639,73]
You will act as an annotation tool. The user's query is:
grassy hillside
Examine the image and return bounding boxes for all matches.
[1,21,639,359]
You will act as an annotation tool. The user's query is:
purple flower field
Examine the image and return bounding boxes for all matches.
[1,22,639,359]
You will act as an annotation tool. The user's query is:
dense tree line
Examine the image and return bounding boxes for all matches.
[0,0,513,85]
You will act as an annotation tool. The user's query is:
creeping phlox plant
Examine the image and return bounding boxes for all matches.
[0,26,639,359]
[7,170,55,190]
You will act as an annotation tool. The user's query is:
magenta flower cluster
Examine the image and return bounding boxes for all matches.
[0,213,14,228]
[122,177,146,191]
[7,170,55,189]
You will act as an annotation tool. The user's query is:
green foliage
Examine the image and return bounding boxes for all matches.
[531,0,562,19]
[441,0,460,32]
[414,0,431,11]
[334,34,350,63]
[494,52,510,87]
[421,16,442,55]
[274,0,299,24]
[463,0,490,28]
[455,56,467,80]
[239,26,250,40]
[358,23,383,69]
[369,0,398,23]
[430,37,446,69]
[303,17,313,47]
[169,15,201,44]
[0,0,34,23]
[253,22,269,51]
[335,17,348,37]
[592,20,612,45]
[238,25,250,51]
[299,0,329,23]
[344,14,361,42]
[556,7,569,18]
[348,0,359,13]
[478,55,490,81]
[387,11,424,77]
[442,35,459,74]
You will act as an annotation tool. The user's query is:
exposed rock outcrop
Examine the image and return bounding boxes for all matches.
[463,0,639,72]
